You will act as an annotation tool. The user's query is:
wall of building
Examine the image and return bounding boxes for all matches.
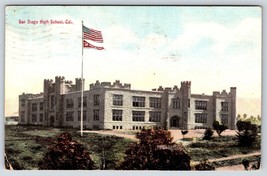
[18,77,237,130]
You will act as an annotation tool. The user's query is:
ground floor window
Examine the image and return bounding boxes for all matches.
[32,114,37,123]
[113,125,123,130]
[112,110,123,121]
[195,113,207,123]
[149,111,161,122]
[221,114,228,125]
[132,111,145,122]
[66,111,74,121]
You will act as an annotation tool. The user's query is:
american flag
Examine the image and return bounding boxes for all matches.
[83,25,103,43]
[83,40,104,50]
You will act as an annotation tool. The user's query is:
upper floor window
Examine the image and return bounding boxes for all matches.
[221,102,229,111]
[66,98,74,109]
[132,111,145,121]
[20,99,25,107]
[32,103,37,112]
[39,102,44,111]
[132,96,145,107]
[113,94,123,106]
[94,94,100,106]
[195,100,207,110]
[50,95,55,109]
[149,97,161,108]
[78,97,87,107]
[195,113,207,123]
[172,97,180,109]
[112,110,123,121]
[149,111,161,122]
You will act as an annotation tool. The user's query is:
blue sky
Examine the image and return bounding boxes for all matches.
[5,6,261,116]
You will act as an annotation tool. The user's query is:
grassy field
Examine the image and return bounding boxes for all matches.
[5,125,133,170]
[5,125,261,170]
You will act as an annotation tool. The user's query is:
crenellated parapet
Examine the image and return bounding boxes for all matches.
[213,89,233,97]
[90,80,131,90]
[152,85,179,92]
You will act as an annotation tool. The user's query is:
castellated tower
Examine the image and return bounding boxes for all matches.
[230,87,237,130]
[55,76,65,126]
[75,78,84,91]
[180,81,191,129]
[43,79,53,126]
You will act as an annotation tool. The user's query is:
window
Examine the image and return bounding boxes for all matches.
[113,94,123,106]
[149,111,161,122]
[93,109,100,121]
[132,111,145,121]
[172,98,180,109]
[112,110,123,121]
[188,99,190,108]
[21,111,25,122]
[32,103,37,112]
[149,97,161,108]
[132,96,145,107]
[78,110,87,121]
[50,95,55,109]
[94,94,100,106]
[32,114,37,122]
[39,113,43,122]
[195,100,207,110]
[221,114,228,125]
[66,111,74,121]
[66,98,74,109]
[21,99,25,107]
[221,102,229,111]
[78,97,87,107]
[39,102,44,111]
[195,113,207,123]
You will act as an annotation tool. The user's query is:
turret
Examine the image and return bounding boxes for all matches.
[230,87,237,129]
[180,81,191,129]
[75,78,84,91]
[55,76,65,94]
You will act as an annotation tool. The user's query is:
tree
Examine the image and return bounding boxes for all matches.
[181,130,189,139]
[213,121,227,136]
[38,132,95,170]
[236,120,258,147]
[203,127,214,140]
[118,127,191,170]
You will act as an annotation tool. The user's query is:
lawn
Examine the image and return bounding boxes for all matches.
[5,125,261,170]
[5,125,133,170]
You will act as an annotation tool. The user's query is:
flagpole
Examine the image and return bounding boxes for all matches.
[81,21,84,137]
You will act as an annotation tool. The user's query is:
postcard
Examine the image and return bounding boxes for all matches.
[4,6,261,171]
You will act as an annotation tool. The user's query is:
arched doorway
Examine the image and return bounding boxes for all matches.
[170,115,180,128]
[50,116,55,126]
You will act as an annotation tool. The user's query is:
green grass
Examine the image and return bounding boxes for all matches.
[188,135,261,161]
[5,125,133,170]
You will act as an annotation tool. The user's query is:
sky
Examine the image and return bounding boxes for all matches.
[5,6,262,116]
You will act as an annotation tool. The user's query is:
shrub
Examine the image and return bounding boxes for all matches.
[203,127,214,140]
[118,128,191,170]
[181,130,189,139]
[38,132,95,170]
[236,120,258,147]
[194,159,215,170]
[213,121,227,136]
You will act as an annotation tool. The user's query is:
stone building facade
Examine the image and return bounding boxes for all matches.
[18,76,237,130]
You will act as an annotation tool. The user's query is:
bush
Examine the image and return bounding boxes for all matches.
[213,121,227,136]
[181,130,188,139]
[38,132,95,170]
[194,159,215,170]
[236,120,258,147]
[203,127,214,140]
[118,128,191,170]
